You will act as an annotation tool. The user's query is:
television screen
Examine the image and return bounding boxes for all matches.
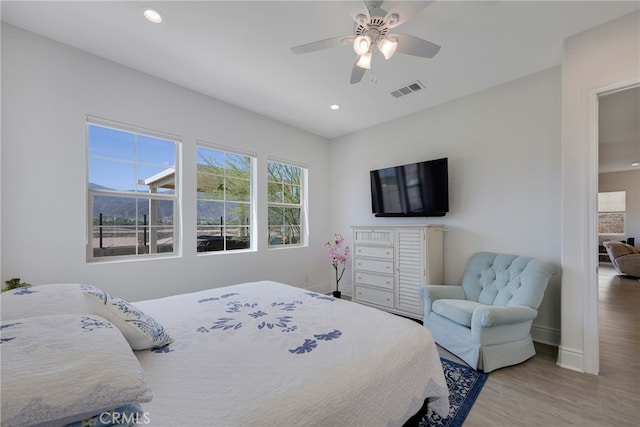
[370,157,449,217]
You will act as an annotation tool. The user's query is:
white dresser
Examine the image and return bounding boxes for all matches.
[351,225,445,319]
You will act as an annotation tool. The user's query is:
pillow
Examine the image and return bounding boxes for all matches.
[1,283,89,320]
[1,283,173,350]
[82,286,174,350]
[0,314,153,427]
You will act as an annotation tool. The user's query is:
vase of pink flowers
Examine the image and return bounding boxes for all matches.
[324,234,350,298]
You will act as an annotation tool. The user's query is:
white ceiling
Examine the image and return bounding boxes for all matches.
[2,1,638,139]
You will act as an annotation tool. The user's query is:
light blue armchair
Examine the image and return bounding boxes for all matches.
[419,252,559,372]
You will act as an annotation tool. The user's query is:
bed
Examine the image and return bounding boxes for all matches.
[1,281,449,426]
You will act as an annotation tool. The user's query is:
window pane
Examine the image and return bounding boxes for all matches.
[89,158,136,191]
[88,125,135,161]
[225,202,250,225]
[93,195,137,225]
[268,182,283,203]
[268,162,284,181]
[284,184,300,204]
[197,147,224,169]
[226,153,251,176]
[284,207,301,226]
[269,226,285,246]
[137,135,175,166]
[226,177,251,202]
[284,225,301,245]
[268,207,284,225]
[198,173,225,199]
[197,200,224,223]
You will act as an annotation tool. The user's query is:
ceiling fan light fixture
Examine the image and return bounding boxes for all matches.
[356,52,372,69]
[387,13,400,27]
[353,35,372,55]
[355,13,368,26]
[377,37,398,60]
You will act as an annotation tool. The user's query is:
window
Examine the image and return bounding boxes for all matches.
[598,191,626,234]
[87,118,179,260]
[197,145,254,252]
[268,160,306,247]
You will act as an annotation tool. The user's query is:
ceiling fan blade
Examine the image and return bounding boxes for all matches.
[350,60,366,84]
[384,1,434,29]
[393,33,441,58]
[342,0,370,26]
[291,35,354,55]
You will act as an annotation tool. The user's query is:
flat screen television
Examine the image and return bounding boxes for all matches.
[370,157,449,217]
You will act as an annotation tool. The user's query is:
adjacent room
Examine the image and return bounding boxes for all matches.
[1,1,639,426]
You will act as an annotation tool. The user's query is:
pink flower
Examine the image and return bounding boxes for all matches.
[325,234,350,292]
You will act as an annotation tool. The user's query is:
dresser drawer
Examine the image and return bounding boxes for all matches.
[355,285,394,308]
[354,257,394,274]
[354,271,394,290]
[354,245,394,259]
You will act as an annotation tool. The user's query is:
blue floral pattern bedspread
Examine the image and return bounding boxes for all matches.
[133,281,449,426]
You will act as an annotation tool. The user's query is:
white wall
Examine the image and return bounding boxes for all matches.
[561,11,640,374]
[330,67,562,344]
[599,170,640,246]
[0,24,333,301]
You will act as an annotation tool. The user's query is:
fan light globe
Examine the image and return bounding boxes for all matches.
[377,37,398,60]
[356,52,372,69]
[353,35,372,55]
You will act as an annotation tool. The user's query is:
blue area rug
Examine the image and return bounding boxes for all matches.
[418,358,488,427]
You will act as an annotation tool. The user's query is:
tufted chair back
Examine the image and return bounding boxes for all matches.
[460,252,554,310]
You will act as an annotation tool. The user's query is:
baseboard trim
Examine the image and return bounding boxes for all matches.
[556,345,586,373]
[531,324,560,347]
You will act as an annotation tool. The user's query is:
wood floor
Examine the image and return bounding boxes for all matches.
[461,264,639,426]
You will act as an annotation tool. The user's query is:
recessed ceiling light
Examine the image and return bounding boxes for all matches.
[143,8,164,24]
[330,104,341,111]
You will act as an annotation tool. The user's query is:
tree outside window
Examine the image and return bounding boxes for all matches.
[197,146,253,252]
[268,161,305,247]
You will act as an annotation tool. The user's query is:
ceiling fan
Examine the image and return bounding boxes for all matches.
[291,0,441,84]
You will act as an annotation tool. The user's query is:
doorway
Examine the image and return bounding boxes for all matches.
[595,84,640,373]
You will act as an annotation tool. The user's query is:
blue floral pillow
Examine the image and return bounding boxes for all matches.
[0,283,173,351]
[82,285,173,351]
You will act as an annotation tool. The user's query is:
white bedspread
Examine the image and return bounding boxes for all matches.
[133,281,448,426]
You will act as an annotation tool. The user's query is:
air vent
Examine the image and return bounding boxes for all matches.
[390,81,425,98]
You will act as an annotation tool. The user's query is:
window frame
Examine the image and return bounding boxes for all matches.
[196,142,257,254]
[86,116,181,262]
[267,158,308,249]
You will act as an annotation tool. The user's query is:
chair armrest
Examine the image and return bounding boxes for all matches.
[419,285,466,317]
[419,285,466,302]
[471,305,538,328]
